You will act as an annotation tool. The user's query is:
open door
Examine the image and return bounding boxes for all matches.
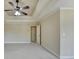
[31,26,36,43]
[31,25,41,45]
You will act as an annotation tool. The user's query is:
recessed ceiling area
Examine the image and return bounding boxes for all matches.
[4,0,73,18]
[4,0,60,22]
[4,0,60,17]
[4,0,39,16]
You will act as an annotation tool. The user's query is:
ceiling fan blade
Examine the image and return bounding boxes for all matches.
[21,11,28,15]
[23,6,30,9]
[8,2,14,6]
[4,10,13,11]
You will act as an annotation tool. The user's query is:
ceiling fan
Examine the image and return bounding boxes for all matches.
[4,0,30,16]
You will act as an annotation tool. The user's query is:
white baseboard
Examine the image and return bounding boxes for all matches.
[45,47,59,58]
[4,42,31,44]
[41,45,59,59]
[60,8,74,10]
[60,56,74,59]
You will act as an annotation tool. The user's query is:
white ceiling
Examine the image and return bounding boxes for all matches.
[4,0,73,21]
[33,0,73,18]
[5,0,58,17]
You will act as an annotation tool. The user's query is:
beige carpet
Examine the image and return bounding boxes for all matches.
[5,43,58,59]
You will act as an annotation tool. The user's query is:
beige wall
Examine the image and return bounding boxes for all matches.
[60,9,74,59]
[4,22,36,43]
[40,10,60,56]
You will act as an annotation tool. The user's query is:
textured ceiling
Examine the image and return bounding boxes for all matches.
[4,0,39,16]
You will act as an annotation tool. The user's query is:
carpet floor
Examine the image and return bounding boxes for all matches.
[4,43,58,59]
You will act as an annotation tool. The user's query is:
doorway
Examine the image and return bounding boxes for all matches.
[31,26,36,43]
[31,25,41,45]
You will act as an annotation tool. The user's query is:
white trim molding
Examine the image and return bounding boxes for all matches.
[60,56,74,59]
[4,42,31,44]
[41,45,60,59]
[60,8,74,10]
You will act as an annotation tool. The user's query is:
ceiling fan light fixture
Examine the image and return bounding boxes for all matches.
[14,11,21,16]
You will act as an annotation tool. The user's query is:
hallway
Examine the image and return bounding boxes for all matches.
[5,43,58,59]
